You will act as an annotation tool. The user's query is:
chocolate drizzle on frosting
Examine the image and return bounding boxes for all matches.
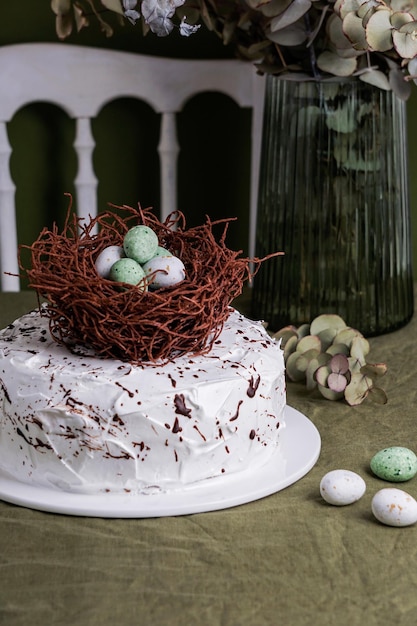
[230,400,243,422]
[16,427,52,451]
[172,417,182,434]
[247,375,261,398]
[174,394,192,418]
[0,378,11,404]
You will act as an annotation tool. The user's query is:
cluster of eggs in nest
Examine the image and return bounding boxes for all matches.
[95,225,186,291]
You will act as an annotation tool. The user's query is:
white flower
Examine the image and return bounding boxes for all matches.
[179,16,201,37]
[141,0,185,36]
[123,0,140,24]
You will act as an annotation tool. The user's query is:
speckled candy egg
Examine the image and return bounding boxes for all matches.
[370,446,417,482]
[154,246,173,258]
[372,488,417,527]
[123,226,158,264]
[320,469,366,506]
[95,245,125,278]
[142,255,186,289]
[109,258,147,290]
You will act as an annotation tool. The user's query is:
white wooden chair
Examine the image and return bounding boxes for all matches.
[0,42,265,291]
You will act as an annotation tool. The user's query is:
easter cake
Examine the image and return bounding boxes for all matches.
[0,204,286,495]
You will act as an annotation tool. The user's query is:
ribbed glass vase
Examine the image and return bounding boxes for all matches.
[252,76,414,335]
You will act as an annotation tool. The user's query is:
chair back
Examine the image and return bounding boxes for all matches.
[0,42,265,291]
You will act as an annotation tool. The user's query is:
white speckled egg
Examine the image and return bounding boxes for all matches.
[142,255,186,289]
[95,245,125,278]
[320,469,366,506]
[372,488,417,527]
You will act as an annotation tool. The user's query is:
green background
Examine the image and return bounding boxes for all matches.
[1,3,417,270]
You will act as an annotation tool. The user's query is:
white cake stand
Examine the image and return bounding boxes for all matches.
[0,406,320,518]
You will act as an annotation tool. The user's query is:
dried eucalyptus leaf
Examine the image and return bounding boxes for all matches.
[310,314,347,336]
[409,55,417,77]
[316,50,358,76]
[342,12,368,50]
[359,68,391,90]
[297,348,322,374]
[365,9,393,51]
[270,0,312,32]
[344,372,371,405]
[306,361,319,390]
[391,0,417,13]
[333,327,362,347]
[360,362,388,377]
[257,0,292,17]
[303,347,321,358]
[393,21,417,58]
[272,327,298,346]
[267,21,309,46]
[356,1,378,22]
[330,353,350,374]
[55,13,73,38]
[328,371,348,392]
[368,386,388,404]
[317,383,344,401]
[391,11,414,29]
[51,0,71,13]
[286,351,308,381]
[350,336,370,359]
[315,364,331,386]
[306,352,332,389]
[101,0,124,14]
[389,67,412,100]
[74,3,90,31]
[296,334,322,353]
[348,356,363,373]
[326,342,350,356]
[284,334,299,360]
[317,327,337,351]
[297,323,311,338]
[327,13,352,50]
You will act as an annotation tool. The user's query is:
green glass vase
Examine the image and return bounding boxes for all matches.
[252,76,414,335]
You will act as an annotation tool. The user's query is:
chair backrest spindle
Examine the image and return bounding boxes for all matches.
[74,117,98,232]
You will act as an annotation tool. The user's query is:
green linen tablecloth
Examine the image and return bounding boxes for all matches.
[1,290,417,626]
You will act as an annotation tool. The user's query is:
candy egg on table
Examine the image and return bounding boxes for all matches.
[142,255,186,289]
[95,245,125,278]
[123,225,158,264]
[371,488,417,527]
[370,446,417,482]
[320,469,366,506]
[109,257,147,290]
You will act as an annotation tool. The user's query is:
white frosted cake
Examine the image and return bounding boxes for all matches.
[0,306,286,494]
[0,204,286,497]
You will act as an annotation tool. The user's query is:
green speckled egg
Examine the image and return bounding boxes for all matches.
[370,447,417,482]
[109,258,147,289]
[154,246,173,258]
[123,226,158,264]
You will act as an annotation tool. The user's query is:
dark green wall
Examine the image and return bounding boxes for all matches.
[2,3,417,271]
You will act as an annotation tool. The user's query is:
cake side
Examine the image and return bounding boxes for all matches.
[0,307,286,494]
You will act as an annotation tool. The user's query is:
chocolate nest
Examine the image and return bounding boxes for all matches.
[21,199,281,363]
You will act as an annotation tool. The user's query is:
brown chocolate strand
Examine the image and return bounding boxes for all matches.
[19,197,283,363]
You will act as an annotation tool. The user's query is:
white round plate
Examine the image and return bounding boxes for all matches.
[0,406,320,518]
